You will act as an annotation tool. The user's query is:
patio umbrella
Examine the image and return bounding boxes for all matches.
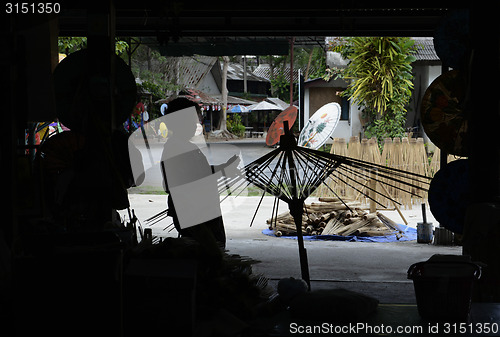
[247,101,283,112]
[229,104,249,113]
[247,101,283,132]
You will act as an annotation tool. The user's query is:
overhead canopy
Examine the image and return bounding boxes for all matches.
[57,3,453,56]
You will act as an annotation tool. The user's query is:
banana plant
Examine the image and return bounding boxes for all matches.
[330,37,417,140]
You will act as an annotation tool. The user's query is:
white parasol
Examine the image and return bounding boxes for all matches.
[298,102,341,149]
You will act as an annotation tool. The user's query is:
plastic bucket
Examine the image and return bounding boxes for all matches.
[407,254,481,321]
[417,222,433,243]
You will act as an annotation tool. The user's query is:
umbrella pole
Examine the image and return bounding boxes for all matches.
[283,120,311,290]
[290,200,311,291]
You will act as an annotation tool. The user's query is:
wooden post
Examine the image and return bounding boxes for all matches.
[289,37,295,105]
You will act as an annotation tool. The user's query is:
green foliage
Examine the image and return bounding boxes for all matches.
[115,40,129,55]
[58,37,87,54]
[329,37,416,140]
[58,37,129,56]
[137,79,164,98]
[270,72,294,102]
[134,80,164,121]
[266,46,326,102]
[131,46,181,101]
[226,114,246,138]
[294,46,327,80]
[364,110,407,140]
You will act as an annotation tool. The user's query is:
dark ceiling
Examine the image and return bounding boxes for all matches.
[56,2,457,56]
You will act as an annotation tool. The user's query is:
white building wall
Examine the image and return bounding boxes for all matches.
[427,65,441,87]
[330,121,350,141]
[198,73,221,95]
[349,103,363,140]
[304,87,363,144]
[324,102,363,144]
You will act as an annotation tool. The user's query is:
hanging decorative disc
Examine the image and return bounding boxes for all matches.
[38,131,86,174]
[428,159,469,234]
[421,70,468,157]
[298,102,341,149]
[161,104,168,115]
[266,106,298,146]
[159,122,168,138]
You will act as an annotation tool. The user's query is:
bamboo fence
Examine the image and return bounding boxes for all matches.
[316,136,459,209]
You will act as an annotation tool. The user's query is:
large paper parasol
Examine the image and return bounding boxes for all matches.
[421,70,468,157]
[266,106,298,146]
[38,131,86,173]
[219,121,431,290]
[428,159,469,234]
[298,103,341,149]
[53,49,137,132]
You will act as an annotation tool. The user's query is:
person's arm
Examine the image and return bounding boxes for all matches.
[211,155,240,174]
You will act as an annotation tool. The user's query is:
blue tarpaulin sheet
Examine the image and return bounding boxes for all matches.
[262,225,417,243]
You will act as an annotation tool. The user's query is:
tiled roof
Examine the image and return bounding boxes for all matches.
[222,62,269,82]
[326,37,440,64]
[151,55,220,90]
[412,37,440,61]
[176,56,219,89]
[253,64,301,83]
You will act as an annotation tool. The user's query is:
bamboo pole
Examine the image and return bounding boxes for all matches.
[377,181,408,226]
[369,171,377,213]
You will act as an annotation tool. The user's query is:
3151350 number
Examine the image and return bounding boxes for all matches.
[6,3,60,14]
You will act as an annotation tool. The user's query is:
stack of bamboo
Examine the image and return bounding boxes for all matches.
[267,197,403,238]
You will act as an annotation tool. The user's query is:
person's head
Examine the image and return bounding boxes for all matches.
[165,97,200,140]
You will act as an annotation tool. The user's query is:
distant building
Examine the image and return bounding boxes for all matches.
[305,37,442,143]
[222,61,271,99]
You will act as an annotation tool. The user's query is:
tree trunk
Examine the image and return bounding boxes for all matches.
[218,56,229,131]
[212,56,237,139]
[146,46,151,71]
[269,55,276,96]
[305,47,314,80]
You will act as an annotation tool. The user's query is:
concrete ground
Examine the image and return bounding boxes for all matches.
[119,193,461,304]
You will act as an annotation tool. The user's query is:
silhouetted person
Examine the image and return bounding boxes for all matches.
[160,98,239,253]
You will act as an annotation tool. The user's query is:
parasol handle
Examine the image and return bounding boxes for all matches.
[289,199,311,291]
[283,120,290,134]
[280,120,297,151]
[421,203,427,224]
